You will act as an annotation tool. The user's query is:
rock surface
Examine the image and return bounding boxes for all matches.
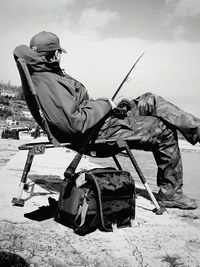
[0,143,200,267]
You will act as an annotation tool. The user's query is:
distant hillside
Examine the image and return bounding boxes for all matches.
[0,81,35,128]
[0,81,22,98]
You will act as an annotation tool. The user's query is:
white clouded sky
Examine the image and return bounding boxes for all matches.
[0,0,200,115]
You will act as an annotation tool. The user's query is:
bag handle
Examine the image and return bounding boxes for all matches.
[74,189,90,227]
[88,167,130,175]
[86,174,112,232]
[74,188,100,233]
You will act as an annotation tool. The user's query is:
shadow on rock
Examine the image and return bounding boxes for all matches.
[24,197,58,221]
[136,187,158,201]
[28,174,63,193]
[0,251,30,267]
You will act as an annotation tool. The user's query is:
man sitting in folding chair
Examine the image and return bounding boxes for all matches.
[13,31,200,210]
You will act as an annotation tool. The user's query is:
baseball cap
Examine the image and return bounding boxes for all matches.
[30,31,66,53]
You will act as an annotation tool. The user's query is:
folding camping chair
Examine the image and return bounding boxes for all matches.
[12,57,164,214]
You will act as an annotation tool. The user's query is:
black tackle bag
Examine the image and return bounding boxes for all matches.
[54,168,135,236]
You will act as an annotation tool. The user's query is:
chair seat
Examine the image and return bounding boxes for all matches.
[18,135,142,158]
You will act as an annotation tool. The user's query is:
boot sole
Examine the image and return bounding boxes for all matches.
[158,200,198,210]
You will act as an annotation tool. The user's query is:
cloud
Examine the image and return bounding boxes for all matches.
[162,0,200,40]
[1,0,73,13]
[165,0,200,20]
[78,7,119,31]
[172,0,200,19]
[0,0,75,34]
[173,25,186,39]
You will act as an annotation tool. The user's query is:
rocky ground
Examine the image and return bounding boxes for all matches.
[0,139,200,267]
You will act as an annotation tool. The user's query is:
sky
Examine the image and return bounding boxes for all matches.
[0,0,200,115]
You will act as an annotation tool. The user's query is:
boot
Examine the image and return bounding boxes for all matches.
[157,189,198,210]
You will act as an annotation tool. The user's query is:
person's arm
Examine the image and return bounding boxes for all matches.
[35,75,114,134]
[64,97,113,133]
[61,77,115,132]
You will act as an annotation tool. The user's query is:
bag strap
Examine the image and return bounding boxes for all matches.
[86,174,112,232]
[88,167,128,175]
[74,189,90,227]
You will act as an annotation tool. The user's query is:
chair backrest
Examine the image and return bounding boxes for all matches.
[15,57,113,152]
[16,58,60,146]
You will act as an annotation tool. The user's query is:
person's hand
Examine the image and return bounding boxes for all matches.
[137,93,156,115]
[117,98,131,112]
[112,107,127,119]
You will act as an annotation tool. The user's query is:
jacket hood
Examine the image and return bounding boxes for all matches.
[13,45,62,74]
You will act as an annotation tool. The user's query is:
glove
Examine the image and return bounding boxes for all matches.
[117,98,131,112]
[112,107,127,119]
[136,93,156,115]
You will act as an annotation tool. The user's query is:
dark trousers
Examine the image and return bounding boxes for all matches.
[100,93,200,192]
[135,92,200,145]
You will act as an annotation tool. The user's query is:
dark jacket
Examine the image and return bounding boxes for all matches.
[13,45,114,143]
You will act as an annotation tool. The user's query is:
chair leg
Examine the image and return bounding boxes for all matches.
[12,143,48,206]
[64,152,83,180]
[112,155,122,170]
[116,140,165,215]
[12,150,34,206]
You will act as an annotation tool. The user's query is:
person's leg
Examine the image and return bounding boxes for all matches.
[152,122,198,209]
[133,92,200,145]
[152,125,183,191]
[101,114,198,209]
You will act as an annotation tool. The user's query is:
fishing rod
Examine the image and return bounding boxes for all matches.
[112,51,145,101]
[64,52,146,179]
